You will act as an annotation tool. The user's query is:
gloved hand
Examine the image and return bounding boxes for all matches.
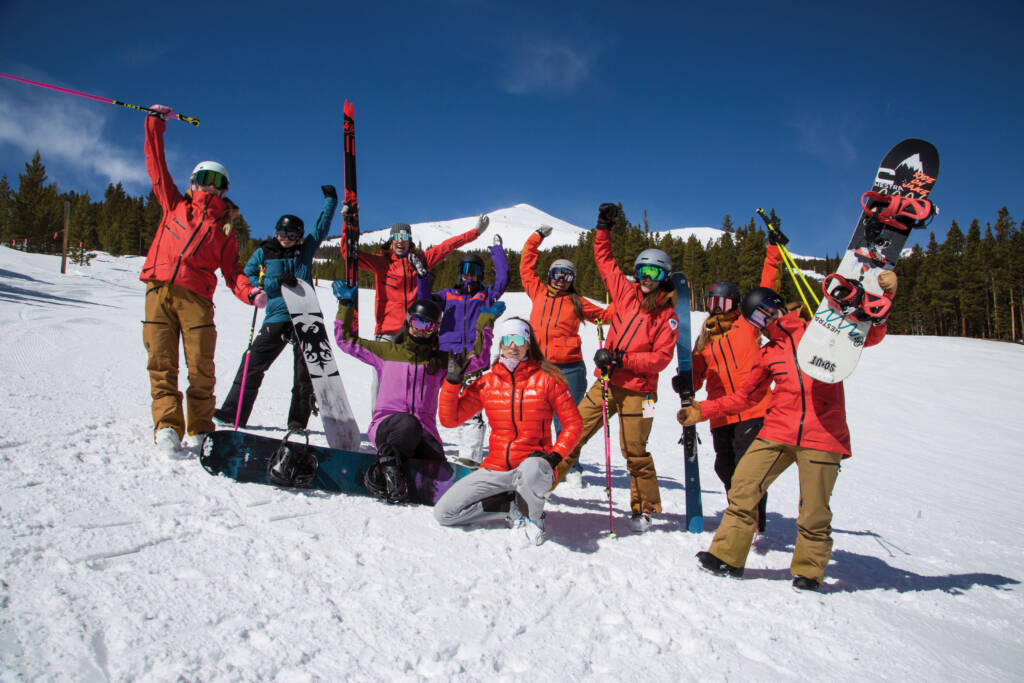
[677,399,703,426]
[407,252,428,278]
[341,202,358,217]
[596,203,619,230]
[528,450,562,470]
[149,104,173,120]
[279,273,298,288]
[331,279,357,303]
[536,225,553,238]
[671,373,691,395]
[249,288,267,308]
[446,353,472,385]
[481,300,506,318]
[594,348,624,371]
[475,214,490,236]
[322,185,338,200]
[493,234,503,247]
[767,226,789,246]
[878,270,898,295]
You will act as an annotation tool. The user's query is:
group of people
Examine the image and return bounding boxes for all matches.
[138,106,898,589]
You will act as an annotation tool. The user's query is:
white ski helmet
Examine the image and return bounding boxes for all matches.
[190,161,230,188]
[548,259,576,277]
[633,248,672,275]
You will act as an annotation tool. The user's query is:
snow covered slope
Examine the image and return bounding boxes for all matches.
[1,246,1021,680]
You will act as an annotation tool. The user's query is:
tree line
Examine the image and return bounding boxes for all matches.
[3,151,1021,342]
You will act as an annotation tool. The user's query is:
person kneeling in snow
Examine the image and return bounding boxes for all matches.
[434,318,582,546]
[678,273,897,591]
[332,281,497,504]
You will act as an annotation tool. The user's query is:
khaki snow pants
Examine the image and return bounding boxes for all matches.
[142,282,218,440]
[554,380,662,515]
[708,438,843,582]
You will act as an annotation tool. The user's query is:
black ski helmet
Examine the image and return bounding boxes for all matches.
[707,281,741,312]
[275,214,305,237]
[458,252,485,274]
[406,299,443,325]
[740,286,785,328]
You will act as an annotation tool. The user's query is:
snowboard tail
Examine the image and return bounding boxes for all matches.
[200,430,472,505]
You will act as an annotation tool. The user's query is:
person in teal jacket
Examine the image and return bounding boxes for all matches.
[214,185,337,430]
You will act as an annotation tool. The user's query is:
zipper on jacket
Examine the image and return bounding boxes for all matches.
[169,200,210,285]
[505,371,519,470]
[780,325,807,446]
[712,340,736,392]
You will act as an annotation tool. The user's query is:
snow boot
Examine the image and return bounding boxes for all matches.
[154,427,185,460]
[792,576,821,592]
[364,446,408,504]
[696,551,744,578]
[629,511,652,533]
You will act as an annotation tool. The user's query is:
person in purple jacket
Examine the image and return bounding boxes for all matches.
[411,234,509,469]
[331,280,499,504]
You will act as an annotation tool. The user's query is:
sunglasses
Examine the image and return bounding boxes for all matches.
[193,170,228,190]
[634,263,667,282]
[748,300,783,330]
[459,262,484,278]
[500,334,528,347]
[707,295,734,314]
[549,268,575,283]
[407,315,439,333]
[392,233,412,242]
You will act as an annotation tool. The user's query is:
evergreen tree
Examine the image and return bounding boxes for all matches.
[12,151,62,253]
[0,174,13,243]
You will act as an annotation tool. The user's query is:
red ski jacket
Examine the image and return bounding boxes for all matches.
[438,359,582,472]
[692,245,782,428]
[520,232,610,364]
[344,230,478,336]
[700,310,888,457]
[594,229,678,393]
[139,116,252,304]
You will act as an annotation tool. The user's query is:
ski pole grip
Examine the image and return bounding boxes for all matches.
[174,113,201,127]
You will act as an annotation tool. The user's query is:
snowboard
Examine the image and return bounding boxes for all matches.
[200,430,473,504]
[280,279,361,451]
[797,139,939,383]
[670,272,703,533]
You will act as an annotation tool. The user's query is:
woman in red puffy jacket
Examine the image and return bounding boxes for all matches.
[679,275,896,591]
[434,318,583,545]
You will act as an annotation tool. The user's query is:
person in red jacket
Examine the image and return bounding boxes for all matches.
[140,105,263,459]
[691,239,782,531]
[435,317,583,545]
[520,224,611,485]
[679,274,897,590]
[553,204,679,533]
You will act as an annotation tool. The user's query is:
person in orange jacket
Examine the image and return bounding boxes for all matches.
[520,225,611,484]
[553,204,679,533]
[679,274,897,590]
[691,238,782,530]
[435,317,583,545]
[140,105,263,459]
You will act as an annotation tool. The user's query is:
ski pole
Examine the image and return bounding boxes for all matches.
[755,208,820,312]
[0,72,200,127]
[234,266,266,431]
[597,291,614,536]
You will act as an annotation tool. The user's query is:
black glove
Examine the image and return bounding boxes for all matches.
[528,450,562,469]
[279,273,298,288]
[446,353,472,385]
[594,348,624,371]
[322,185,338,200]
[767,226,789,246]
[671,373,692,396]
[596,203,619,230]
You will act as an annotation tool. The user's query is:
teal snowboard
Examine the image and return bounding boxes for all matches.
[200,430,473,505]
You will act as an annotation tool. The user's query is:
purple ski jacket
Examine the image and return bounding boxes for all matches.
[334,301,494,449]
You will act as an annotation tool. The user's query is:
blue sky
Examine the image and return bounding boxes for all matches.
[1,1,1021,256]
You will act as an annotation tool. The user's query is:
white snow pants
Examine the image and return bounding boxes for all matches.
[434,458,553,526]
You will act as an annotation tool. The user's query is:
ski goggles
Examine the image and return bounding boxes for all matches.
[634,263,668,282]
[500,334,528,347]
[391,232,412,242]
[548,267,575,283]
[193,169,229,190]
[707,295,735,314]
[748,299,783,330]
[459,262,484,278]
[406,314,439,333]
[276,228,302,241]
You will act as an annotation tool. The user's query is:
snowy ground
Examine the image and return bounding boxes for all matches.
[1,246,1022,681]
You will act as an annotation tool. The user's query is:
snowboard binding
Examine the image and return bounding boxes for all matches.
[364,446,408,504]
[861,191,935,235]
[267,429,319,488]
[822,273,892,322]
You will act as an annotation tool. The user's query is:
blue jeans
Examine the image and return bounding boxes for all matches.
[554,361,588,473]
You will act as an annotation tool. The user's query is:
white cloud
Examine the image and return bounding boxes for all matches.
[0,87,149,189]
[501,40,596,95]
